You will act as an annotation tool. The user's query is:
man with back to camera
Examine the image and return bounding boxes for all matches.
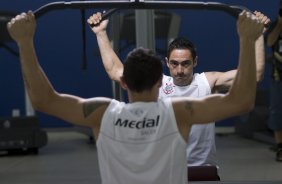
[7,10,264,184]
[88,10,270,176]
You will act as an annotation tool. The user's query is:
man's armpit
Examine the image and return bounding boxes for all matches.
[212,85,230,94]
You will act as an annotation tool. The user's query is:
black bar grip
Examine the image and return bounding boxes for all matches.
[88,8,118,28]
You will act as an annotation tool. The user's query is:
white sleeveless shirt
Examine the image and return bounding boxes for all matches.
[97,98,188,184]
[159,73,217,166]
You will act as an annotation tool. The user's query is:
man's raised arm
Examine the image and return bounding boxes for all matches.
[7,11,107,128]
[173,11,265,128]
[88,12,123,82]
[208,11,270,93]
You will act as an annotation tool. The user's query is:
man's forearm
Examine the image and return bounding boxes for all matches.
[18,40,56,109]
[96,31,123,82]
[229,38,256,111]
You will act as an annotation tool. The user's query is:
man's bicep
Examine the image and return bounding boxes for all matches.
[47,95,110,127]
[211,70,237,93]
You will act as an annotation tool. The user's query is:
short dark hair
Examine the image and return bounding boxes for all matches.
[122,47,163,92]
[167,37,197,60]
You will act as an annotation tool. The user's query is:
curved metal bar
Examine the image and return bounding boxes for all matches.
[33,1,251,19]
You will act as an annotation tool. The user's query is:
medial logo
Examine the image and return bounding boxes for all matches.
[115,115,160,129]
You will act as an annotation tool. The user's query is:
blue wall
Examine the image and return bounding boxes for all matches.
[0,0,279,127]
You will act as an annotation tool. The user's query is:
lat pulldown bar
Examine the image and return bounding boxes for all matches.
[33,0,251,19]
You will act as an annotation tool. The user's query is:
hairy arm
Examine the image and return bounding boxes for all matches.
[207,35,266,94]
[208,34,265,93]
[207,11,270,93]
[173,11,264,138]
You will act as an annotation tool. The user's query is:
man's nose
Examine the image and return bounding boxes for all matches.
[176,65,184,73]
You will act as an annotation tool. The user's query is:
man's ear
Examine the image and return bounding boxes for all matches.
[120,76,128,90]
[193,56,198,67]
[165,57,170,68]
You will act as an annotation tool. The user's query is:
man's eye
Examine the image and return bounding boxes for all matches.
[182,62,190,67]
[170,61,178,67]
[181,61,192,67]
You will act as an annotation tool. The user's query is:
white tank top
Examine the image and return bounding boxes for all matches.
[97,98,188,184]
[159,73,217,166]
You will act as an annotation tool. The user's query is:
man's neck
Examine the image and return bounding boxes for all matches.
[128,90,159,103]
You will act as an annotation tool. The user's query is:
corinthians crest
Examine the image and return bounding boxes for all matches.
[163,82,174,95]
